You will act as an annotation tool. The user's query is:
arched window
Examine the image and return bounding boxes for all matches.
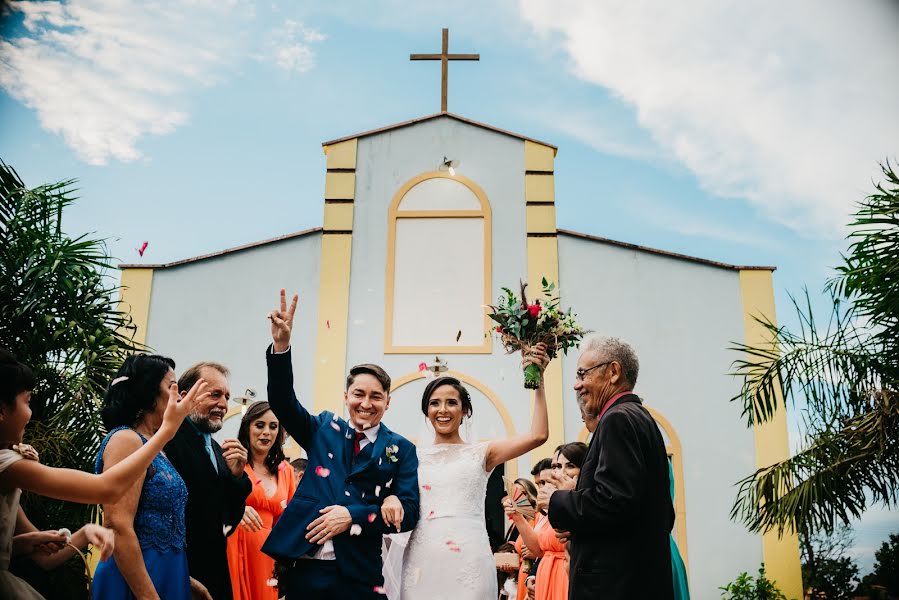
[384,172,492,353]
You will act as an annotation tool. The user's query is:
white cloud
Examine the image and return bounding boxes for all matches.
[267,19,326,74]
[518,0,899,237]
[0,0,255,165]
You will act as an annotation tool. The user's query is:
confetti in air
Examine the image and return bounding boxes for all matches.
[345,491,351,496]
[266,578,278,587]
[374,586,387,595]
[367,513,377,523]
[328,452,334,459]
[375,485,382,497]
[136,241,148,256]
[426,511,435,520]
[386,479,393,487]
[326,319,330,329]
[418,362,427,372]
[422,484,431,491]
[314,466,330,478]
[456,330,462,342]
[350,524,362,536]
[330,421,341,432]
[280,500,287,509]
[223,525,232,536]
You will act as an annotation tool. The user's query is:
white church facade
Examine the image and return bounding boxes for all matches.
[119,111,802,597]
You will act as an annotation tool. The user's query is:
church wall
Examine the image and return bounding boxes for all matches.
[142,233,322,438]
[557,234,762,597]
[344,117,544,478]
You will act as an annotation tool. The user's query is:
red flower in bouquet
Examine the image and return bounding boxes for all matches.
[487,279,589,389]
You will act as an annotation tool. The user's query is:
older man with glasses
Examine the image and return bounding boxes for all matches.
[545,336,675,600]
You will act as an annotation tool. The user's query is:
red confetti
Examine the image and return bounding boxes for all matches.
[427,511,435,519]
[136,241,148,256]
[445,540,455,545]
[449,546,461,552]
[422,484,431,491]
[255,479,262,485]
[367,513,377,523]
[418,362,427,371]
[374,586,387,595]
[315,466,330,478]
[326,319,330,329]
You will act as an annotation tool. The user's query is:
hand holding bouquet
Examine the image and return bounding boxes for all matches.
[487,279,589,389]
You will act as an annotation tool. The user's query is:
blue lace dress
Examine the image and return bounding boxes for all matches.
[93,427,191,599]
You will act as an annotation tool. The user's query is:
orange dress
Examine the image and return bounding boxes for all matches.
[535,516,568,600]
[515,515,547,600]
[227,461,297,600]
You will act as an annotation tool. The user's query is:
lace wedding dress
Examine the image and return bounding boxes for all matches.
[400,441,497,600]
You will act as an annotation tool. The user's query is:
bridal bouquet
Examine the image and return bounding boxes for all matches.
[487,278,589,389]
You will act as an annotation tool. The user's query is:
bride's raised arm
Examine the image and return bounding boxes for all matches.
[485,344,550,472]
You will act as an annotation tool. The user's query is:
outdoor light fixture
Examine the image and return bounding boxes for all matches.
[234,388,257,415]
[439,156,459,176]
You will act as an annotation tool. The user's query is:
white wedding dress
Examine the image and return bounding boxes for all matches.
[400,441,497,599]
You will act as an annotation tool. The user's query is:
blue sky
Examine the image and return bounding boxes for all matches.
[2,0,897,577]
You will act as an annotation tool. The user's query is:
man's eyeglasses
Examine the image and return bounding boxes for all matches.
[575,361,612,381]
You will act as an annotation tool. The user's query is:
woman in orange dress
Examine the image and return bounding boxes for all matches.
[227,401,297,600]
[506,459,555,600]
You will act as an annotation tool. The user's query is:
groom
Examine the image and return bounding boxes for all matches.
[262,290,420,599]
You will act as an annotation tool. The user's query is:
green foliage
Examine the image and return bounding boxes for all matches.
[729,161,899,537]
[857,533,899,596]
[801,525,860,599]
[0,160,141,597]
[720,564,788,600]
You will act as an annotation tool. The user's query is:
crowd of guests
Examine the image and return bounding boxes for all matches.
[1,318,689,599]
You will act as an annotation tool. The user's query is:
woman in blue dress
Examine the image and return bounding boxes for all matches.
[93,354,211,600]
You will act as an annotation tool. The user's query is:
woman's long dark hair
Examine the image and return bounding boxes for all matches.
[555,441,588,469]
[101,354,175,430]
[420,376,473,417]
[237,400,285,476]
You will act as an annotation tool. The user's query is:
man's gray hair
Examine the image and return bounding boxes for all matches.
[581,336,640,387]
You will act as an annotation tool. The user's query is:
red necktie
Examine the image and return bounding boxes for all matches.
[353,431,366,456]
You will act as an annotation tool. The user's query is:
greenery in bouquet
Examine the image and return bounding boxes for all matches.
[487,278,589,389]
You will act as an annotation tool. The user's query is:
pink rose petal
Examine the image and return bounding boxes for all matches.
[330,421,341,432]
[367,513,377,523]
[350,524,362,536]
[374,586,387,594]
[422,484,431,491]
[315,466,330,478]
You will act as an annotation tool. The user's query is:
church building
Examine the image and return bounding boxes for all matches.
[118,32,802,598]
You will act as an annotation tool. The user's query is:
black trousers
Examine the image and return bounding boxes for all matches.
[284,559,383,600]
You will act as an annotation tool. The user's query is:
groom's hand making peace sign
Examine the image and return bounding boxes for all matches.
[269,289,298,353]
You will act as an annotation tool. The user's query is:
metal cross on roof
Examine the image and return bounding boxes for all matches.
[410,28,480,113]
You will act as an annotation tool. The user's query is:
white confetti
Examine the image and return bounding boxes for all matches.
[328,452,333,459]
[378,458,382,465]
[266,578,278,587]
[375,485,381,497]
[280,499,287,509]
[345,491,351,496]
[362,492,366,498]
[386,479,393,487]
[350,524,362,536]
[223,525,233,536]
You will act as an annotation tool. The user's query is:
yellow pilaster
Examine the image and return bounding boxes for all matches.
[314,138,358,415]
[524,141,564,459]
[118,268,154,345]
[738,269,803,599]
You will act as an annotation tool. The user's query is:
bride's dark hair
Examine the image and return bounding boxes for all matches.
[420,376,473,418]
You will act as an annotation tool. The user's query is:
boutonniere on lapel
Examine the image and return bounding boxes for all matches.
[385,444,399,463]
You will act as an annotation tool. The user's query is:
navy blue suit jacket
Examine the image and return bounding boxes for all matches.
[261,348,420,587]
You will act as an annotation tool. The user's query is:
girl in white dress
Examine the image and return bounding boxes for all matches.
[383,345,551,600]
[0,350,209,598]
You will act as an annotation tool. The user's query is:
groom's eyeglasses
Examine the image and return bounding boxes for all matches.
[575,361,613,381]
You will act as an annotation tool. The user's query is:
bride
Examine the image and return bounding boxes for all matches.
[381,345,550,599]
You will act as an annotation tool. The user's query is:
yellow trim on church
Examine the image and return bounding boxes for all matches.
[323,139,357,168]
[118,268,154,346]
[313,139,357,415]
[525,174,555,203]
[523,141,565,463]
[738,269,803,599]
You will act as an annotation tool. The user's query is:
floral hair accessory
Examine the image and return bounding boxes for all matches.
[111,376,129,386]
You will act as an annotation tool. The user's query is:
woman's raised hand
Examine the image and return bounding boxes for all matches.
[522,343,551,373]
[269,289,298,353]
[160,379,209,438]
